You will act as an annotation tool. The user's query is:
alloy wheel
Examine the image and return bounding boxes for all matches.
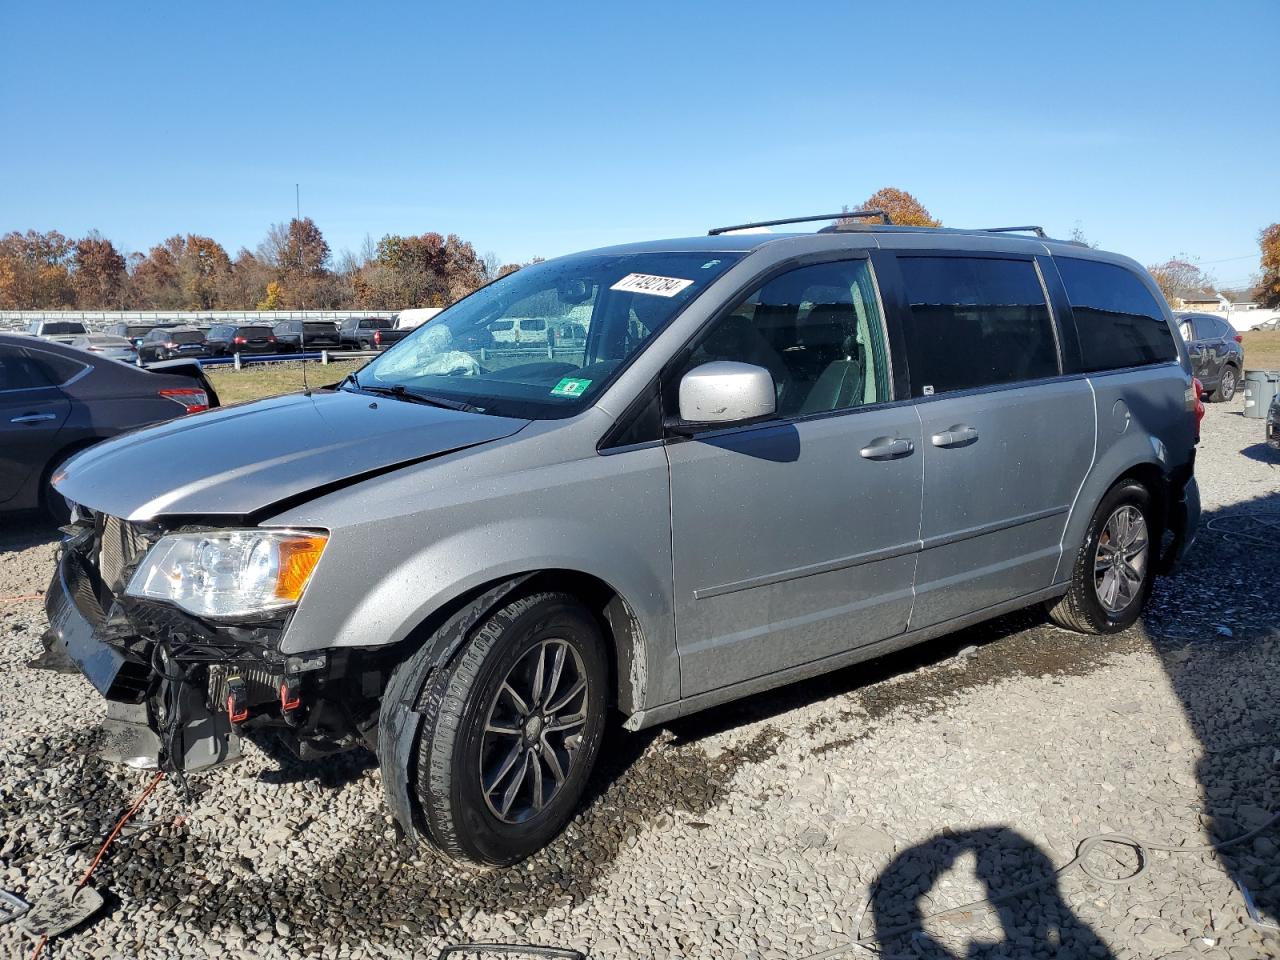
[479,638,590,824]
[1094,505,1149,615]
[1220,369,1236,400]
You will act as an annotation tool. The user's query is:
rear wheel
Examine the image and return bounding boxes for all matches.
[392,592,608,866]
[1209,365,1237,403]
[1046,479,1156,633]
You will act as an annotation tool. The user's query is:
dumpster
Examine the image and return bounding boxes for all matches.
[1243,369,1280,419]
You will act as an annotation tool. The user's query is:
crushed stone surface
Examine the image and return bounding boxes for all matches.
[0,399,1277,959]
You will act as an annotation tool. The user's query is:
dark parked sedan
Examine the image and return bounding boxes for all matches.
[0,333,218,520]
[205,323,279,357]
[137,327,211,363]
[272,320,341,352]
[1177,312,1244,402]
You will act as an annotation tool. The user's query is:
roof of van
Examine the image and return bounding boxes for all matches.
[578,225,1141,271]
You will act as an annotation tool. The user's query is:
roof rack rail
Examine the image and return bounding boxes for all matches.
[708,209,891,236]
[981,225,1048,239]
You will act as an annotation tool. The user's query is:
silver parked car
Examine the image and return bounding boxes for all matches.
[44,215,1200,865]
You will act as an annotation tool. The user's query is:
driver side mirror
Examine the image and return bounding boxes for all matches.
[675,361,776,429]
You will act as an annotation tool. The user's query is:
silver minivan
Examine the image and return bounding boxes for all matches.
[44,215,1200,865]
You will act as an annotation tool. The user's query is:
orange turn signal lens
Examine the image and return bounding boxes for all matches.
[273,535,328,602]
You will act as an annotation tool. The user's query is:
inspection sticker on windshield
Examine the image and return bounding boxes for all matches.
[610,273,694,297]
[551,377,592,398]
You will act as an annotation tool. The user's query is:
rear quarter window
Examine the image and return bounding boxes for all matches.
[1056,258,1177,372]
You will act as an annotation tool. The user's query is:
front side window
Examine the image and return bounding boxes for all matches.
[360,251,741,419]
[673,258,891,417]
[1056,258,1177,372]
[898,256,1058,397]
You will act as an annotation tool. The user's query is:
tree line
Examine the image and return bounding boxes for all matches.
[4,194,1276,311]
[0,218,531,311]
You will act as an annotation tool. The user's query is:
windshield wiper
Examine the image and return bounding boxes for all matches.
[362,383,481,413]
[340,371,361,390]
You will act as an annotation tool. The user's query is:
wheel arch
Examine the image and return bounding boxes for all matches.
[378,567,649,719]
[1056,455,1171,584]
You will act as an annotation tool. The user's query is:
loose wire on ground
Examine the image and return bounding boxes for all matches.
[27,771,165,960]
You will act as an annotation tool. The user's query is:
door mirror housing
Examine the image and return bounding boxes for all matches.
[676,361,776,427]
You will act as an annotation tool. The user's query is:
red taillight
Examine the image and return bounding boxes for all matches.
[1234,333,1243,344]
[268,336,276,343]
[159,387,209,415]
[233,336,246,344]
[374,330,382,344]
[1191,377,1206,441]
[164,342,178,349]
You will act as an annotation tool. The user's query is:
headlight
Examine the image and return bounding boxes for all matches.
[125,530,328,618]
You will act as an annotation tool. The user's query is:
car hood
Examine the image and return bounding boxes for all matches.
[55,388,530,521]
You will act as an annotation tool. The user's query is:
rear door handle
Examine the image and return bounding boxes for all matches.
[930,424,979,448]
[859,436,915,460]
[10,413,58,424]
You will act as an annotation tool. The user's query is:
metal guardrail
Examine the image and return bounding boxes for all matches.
[194,350,379,369]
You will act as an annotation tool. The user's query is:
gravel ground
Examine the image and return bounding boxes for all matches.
[1,399,1278,960]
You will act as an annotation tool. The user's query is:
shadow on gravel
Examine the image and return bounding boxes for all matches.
[1142,490,1280,931]
[856,490,1280,957]
[1238,442,1278,465]
[870,828,1115,960]
[0,513,57,552]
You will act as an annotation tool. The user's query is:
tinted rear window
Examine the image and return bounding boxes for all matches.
[898,256,1059,397]
[238,326,273,338]
[171,330,205,344]
[303,323,336,333]
[359,318,392,329]
[42,322,87,335]
[1056,258,1177,372]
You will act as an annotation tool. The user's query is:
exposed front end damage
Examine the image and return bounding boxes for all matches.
[43,511,387,776]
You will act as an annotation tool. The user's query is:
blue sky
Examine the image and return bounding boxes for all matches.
[1,1,1276,285]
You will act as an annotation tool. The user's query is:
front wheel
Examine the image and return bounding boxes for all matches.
[1046,480,1156,633]
[1209,366,1237,403]
[390,592,608,866]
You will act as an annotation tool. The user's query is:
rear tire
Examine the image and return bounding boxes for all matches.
[392,592,608,866]
[1209,365,1237,403]
[1046,480,1156,634]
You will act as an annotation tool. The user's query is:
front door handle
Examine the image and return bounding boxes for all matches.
[859,436,915,460]
[10,412,58,424]
[930,424,979,448]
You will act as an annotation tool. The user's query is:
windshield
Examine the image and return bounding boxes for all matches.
[42,322,87,334]
[357,251,740,418]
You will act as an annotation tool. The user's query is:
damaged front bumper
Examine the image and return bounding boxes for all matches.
[42,519,371,775]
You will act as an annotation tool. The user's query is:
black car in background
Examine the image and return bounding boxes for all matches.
[137,327,211,363]
[272,320,341,352]
[338,316,394,350]
[105,321,178,348]
[1177,312,1244,402]
[0,333,218,520]
[205,323,279,357]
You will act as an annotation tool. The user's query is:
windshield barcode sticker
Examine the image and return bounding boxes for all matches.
[610,273,695,297]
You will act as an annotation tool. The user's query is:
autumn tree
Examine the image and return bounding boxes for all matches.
[848,187,941,227]
[0,230,76,308]
[354,231,487,308]
[1147,256,1215,306]
[1258,223,1280,308]
[129,236,186,308]
[70,232,127,308]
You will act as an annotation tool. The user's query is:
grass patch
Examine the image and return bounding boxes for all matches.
[206,360,364,406]
[1241,330,1280,371]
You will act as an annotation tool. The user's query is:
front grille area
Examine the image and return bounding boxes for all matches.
[98,515,150,594]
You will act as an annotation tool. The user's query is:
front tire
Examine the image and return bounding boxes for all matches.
[400,592,608,866]
[1209,365,1237,403]
[1046,480,1156,633]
